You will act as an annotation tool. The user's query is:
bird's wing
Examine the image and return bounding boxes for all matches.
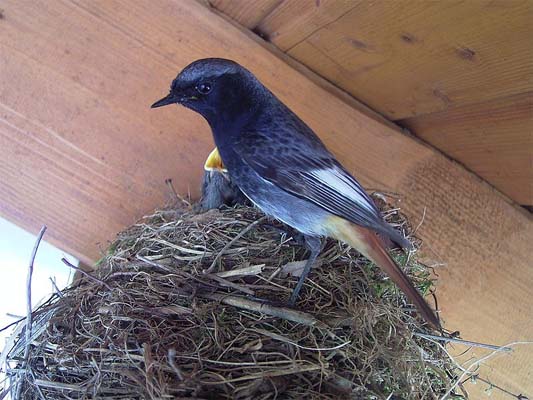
[234,129,393,235]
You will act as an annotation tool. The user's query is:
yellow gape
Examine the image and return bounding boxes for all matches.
[204,147,227,173]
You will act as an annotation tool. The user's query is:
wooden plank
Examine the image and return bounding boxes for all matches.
[0,0,531,396]
[280,0,533,120]
[401,92,533,205]
[0,1,215,263]
[254,0,356,49]
[209,0,282,29]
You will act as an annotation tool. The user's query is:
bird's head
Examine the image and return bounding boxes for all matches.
[151,58,263,127]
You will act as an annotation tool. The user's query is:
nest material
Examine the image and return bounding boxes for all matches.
[4,199,459,399]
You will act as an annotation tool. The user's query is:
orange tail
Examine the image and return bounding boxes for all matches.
[326,217,440,329]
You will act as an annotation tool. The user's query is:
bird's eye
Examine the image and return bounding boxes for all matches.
[196,82,212,94]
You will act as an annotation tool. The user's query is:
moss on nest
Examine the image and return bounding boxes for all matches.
[4,200,461,399]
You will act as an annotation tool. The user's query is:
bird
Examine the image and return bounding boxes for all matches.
[198,148,248,211]
[151,58,440,329]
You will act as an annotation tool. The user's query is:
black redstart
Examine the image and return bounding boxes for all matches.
[152,58,439,329]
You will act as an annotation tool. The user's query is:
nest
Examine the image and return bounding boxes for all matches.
[2,199,460,399]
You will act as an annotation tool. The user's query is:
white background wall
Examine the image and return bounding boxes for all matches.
[0,217,75,392]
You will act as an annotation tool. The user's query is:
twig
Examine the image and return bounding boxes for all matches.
[167,349,183,380]
[413,206,427,234]
[165,178,180,203]
[0,315,26,369]
[215,264,264,278]
[17,225,46,399]
[28,369,46,400]
[471,375,529,400]
[24,226,46,359]
[414,332,513,352]
[61,258,113,291]
[136,255,174,273]
[49,277,64,298]
[5,313,24,319]
[204,216,267,274]
[0,383,13,400]
[440,341,533,400]
[198,365,322,385]
[205,274,255,295]
[253,328,350,351]
[33,380,84,391]
[165,178,193,207]
[201,293,327,328]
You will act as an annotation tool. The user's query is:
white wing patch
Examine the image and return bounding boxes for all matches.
[310,167,375,213]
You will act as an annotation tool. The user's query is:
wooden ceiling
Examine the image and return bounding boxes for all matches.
[212,0,533,206]
[0,1,532,396]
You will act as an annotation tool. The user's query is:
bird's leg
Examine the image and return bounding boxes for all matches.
[288,235,322,306]
[261,224,307,246]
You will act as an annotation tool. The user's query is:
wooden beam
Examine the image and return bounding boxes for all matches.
[255,0,356,48]
[400,92,533,205]
[259,0,533,120]
[0,0,531,396]
[209,0,282,29]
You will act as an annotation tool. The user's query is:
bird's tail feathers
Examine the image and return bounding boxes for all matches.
[327,218,440,329]
[375,222,413,251]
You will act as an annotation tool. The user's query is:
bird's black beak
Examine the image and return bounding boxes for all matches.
[151,93,178,108]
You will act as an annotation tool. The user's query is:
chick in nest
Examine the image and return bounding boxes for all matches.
[199,147,249,211]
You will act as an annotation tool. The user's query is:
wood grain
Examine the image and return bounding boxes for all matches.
[254,0,356,49]
[214,0,533,205]
[0,0,531,396]
[209,0,282,29]
[284,0,533,120]
[0,0,215,263]
[401,92,533,205]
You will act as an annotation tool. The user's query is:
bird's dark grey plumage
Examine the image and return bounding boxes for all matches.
[198,170,248,211]
[151,58,440,329]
